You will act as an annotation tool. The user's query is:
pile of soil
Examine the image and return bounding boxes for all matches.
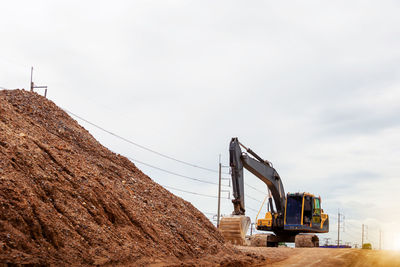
[0,90,262,266]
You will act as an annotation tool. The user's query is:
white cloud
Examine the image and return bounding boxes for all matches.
[1,0,400,249]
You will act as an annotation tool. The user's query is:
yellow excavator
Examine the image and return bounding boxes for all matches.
[219,138,329,247]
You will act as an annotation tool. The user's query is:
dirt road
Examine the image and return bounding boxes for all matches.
[237,246,400,267]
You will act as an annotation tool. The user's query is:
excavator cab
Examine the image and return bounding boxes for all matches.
[283,193,329,232]
[257,193,329,233]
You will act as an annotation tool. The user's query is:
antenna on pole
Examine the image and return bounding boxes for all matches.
[30,66,48,97]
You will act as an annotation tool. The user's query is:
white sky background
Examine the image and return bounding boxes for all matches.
[1,0,400,249]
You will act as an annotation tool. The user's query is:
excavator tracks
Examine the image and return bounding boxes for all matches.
[219,216,251,245]
[295,234,319,247]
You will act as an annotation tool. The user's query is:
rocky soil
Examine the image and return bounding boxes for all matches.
[0,89,262,266]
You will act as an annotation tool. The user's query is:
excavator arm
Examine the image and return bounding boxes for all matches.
[219,137,285,245]
[229,137,286,215]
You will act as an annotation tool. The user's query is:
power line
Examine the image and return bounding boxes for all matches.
[246,206,259,213]
[0,56,29,70]
[345,223,362,233]
[100,144,223,188]
[245,182,266,195]
[64,108,221,174]
[63,108,263,214]
[59,108,267,220]
[344,231,360,240]
[162,185,222,199]
[129,156,221,186]
[165,185,259,215]
[246,194,263,204]
[163,184,259,213]
[202,211,216,216]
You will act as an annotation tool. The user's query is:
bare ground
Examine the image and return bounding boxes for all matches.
[237,246,400,267]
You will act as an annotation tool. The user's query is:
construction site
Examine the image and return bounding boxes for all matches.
[2,1,400,266]
[1,89,399,266]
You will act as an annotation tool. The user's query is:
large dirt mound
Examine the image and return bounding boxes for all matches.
[0,90,258,266]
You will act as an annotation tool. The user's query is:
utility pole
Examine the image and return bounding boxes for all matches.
[362,224,364,247]
[379,230,382,250]
[30,67,33,91]
[337,210,341,248]
[217,155,222,227]
[30,67,48,97]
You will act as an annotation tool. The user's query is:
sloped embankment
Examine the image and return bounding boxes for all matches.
[0,90,260,266]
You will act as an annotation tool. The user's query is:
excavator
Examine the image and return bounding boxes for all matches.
[219,138,329,247]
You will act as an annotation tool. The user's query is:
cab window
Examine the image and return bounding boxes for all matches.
[314,198,320,209]
[286,195,302,225]
[314,198,321,215]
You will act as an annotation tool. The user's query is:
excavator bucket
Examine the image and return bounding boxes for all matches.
[219,216,251,245]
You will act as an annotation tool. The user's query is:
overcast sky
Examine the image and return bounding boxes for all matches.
[1,0,400,249]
